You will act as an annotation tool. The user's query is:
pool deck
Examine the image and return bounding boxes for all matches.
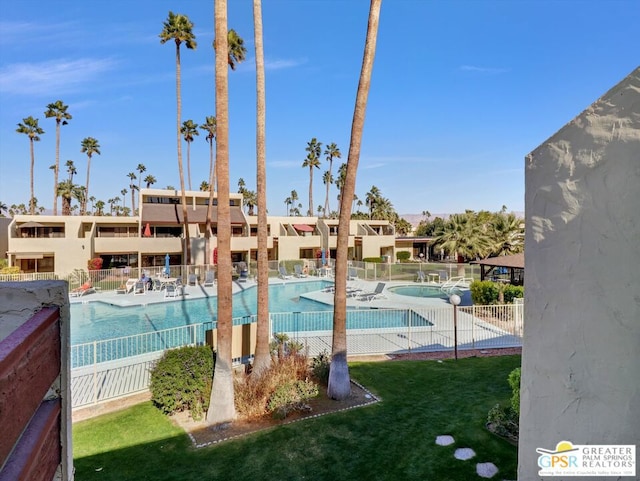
[70,277,463,310]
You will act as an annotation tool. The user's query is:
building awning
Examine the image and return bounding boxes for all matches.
[470,253,524,269]
[293,224,314,232]
[15,253,45,259]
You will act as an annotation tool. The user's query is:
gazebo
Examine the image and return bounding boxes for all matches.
[471,253,524,285]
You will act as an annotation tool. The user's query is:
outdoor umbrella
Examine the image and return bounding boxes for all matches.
[143,223,151,237]
[164,253,170,276]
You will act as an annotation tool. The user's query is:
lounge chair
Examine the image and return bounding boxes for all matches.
[187,273,197,286]
[70,281,95,297]
[203,270,216,287]
[133,281,147,295]
[279,266,292,279]
[438,270,448,283]
[294,264,308,278]
[348,267,359,280]
[416,271,425,283]
[357,282,386,301]
[238,268,248,283]
[164,283,179,298]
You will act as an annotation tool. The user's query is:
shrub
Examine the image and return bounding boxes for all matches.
[363,257,382,263]
[396,251,411,262]
[470,280,499,305]
[311,350,331,384]
[504,285,524,303]
[150,345,214,420]
[87,257,103,271]
[267,379,319,419]
[508,367,521,415]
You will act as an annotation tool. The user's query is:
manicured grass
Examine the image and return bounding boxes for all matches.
[73,355,520,480]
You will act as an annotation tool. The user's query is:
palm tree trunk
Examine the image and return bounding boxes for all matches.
[175,42,191,264]
[328,0,382,401]
[308,167,313,216]
[53,121,60,215]
[324,160,331,217]
[84,156,91,216]
[207,0,236,425]
[29,138,35,215]
[251,0,270,375]
[187,141,192,191]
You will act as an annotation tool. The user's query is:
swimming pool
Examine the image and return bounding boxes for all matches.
[70,280,334,344]
[387,285,449,298]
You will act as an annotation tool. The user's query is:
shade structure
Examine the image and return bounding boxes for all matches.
[19,221,44,228]
[143,223,151,237]
[293,224,314,232]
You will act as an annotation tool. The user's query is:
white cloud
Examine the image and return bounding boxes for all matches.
[0,58,119,95]
[459,65,509,75]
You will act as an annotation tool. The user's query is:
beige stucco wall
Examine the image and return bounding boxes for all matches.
[519,67,640,479]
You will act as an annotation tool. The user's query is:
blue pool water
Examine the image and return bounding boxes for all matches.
[388,285,448,298]
[71,280,333,344]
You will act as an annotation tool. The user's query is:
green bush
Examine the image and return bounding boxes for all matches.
[504,285,524,303]
[470,280,499,305]
[487,403,519,439]
[267,379,319,419]
[396,251,411,262]
[150,345,214,420]
[363,257,382,263]
[508,367,521,415]
[311,350,331,384]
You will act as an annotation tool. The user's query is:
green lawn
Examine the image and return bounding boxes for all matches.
[73,355,520,481]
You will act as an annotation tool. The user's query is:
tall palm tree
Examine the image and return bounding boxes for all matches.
[329,0,382,401]
[323,143,341,217]
[252,0,270,377]
[181,119,199,190]
[160,11,197,265]
[144,174,157,188]
[44,100,71,215]
[302,138,322,216]
[200,115,217,265]
[121,188,128,210]
[491,212,524,256]
[80,137,101,215]
[95,200,105,216]
[127,172,137,212]
[365,185,381,218]
[16,116,45,215]
[136,163,146,191]
[208,0,236,425]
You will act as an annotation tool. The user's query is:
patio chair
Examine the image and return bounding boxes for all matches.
[164,283,179,298]
[203,270,216,287]
[187,273,197,286]
[238,268,248,283]
[348,267,359,280]
[356,282,386,301]
[294,264,308,278]
[416,271,425,283]
[438,270,448,282]
[133,281,146,295]
[279,266,292,279]
[70,281,95,297]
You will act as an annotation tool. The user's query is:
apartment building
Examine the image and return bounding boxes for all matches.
[5,189,396,275]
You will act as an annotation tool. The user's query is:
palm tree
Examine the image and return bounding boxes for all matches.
[491,212,524,256]
[57,180,83,216]
[0,201,7,217]
[365,185,381,218]
[144,174,157,188]
[216,28,247,70]
[80,137,101,215]
[160,10,197,265]
[181,119,199,190]
[323,143,341,217]
[252,0,270,375]
[44,100,71,215]
[95,200,105,216]
[302,138,322,216]
[322,170,333,217]
[242,190,257,215]
[16,116,45,215]
[208,0,236,425]
[136,163,146,191]
[121,188,128,211]
[432,213,492,260]
[290,190,299,216]
[329,0,382,401]
[127,172,137,212]
[284,196,292,215]
[200,181,210,191]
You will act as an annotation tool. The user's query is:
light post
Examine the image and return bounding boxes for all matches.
[449,293,461,360]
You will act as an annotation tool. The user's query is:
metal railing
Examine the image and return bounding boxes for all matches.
[70,303,522,408]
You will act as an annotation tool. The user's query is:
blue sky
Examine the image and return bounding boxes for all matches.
[1,1,638,217]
